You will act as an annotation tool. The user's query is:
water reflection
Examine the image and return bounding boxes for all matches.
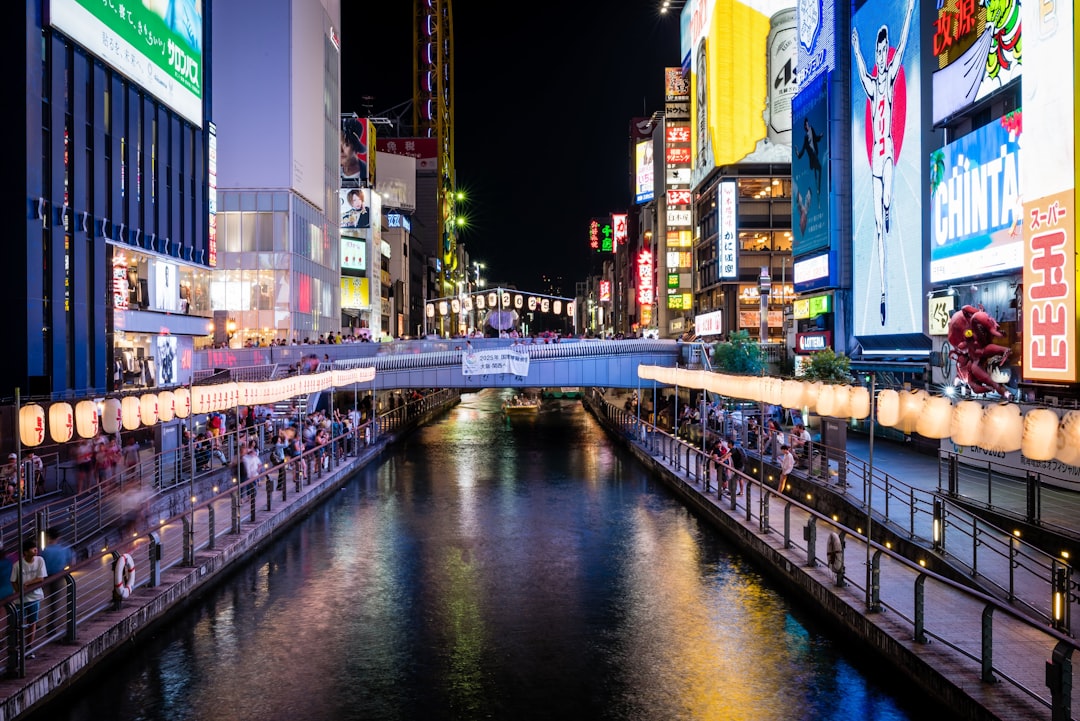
[34,389,942,721]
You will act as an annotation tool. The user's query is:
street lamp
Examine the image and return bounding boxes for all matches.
[225,319,237,345]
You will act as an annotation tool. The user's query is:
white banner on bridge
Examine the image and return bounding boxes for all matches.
[462,349,530,377]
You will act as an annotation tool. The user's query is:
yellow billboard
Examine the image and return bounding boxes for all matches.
[685,0,796,184]
[340,276,369,310]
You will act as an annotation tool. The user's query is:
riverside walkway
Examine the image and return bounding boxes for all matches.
[590,391,1080,721]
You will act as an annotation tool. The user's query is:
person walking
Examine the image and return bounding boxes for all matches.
[778,445,795,494]
[39,527,74,635]
[729,437,746,496]
[12,539,48,657]
[242,443,262,496]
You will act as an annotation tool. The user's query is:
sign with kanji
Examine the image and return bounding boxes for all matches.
[718,180,738,278]
[1023,189,1076,382]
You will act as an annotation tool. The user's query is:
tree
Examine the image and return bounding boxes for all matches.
[799,348,854,384]
[712,330,764,375]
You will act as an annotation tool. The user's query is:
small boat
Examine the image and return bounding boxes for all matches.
[503,395,541,414]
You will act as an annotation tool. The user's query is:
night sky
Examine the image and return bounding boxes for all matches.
[341,1,682,296]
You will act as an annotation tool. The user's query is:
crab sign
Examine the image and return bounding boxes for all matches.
[947,304,1013,399]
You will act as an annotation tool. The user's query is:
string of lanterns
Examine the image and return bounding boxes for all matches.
[637,366,1080,466]
[426,290,575,318]
[17,367,377,448]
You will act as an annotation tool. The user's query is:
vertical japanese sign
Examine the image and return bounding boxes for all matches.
[1021,0,1075,382]
[207,121,218,266]
[718,180,738,278]
[612,214,628,245]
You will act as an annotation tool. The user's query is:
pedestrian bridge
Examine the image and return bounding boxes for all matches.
[193,338,695,391]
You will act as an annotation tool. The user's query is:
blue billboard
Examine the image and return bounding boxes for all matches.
[850,0,922,336]
[792,73,830,257]
[929,113,1023,282]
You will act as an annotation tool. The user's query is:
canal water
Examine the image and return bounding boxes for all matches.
[33,389,948,721]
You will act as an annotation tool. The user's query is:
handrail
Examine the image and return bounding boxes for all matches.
[589,391,1079,718]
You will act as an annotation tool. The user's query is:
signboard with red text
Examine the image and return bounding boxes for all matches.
[1023,190,1076,382]
[599,280,612,303]
[612,213,628,246]
[637,250,654,306]
[718,180,738,278]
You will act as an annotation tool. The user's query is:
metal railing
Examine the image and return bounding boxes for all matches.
[589,391,1080,718]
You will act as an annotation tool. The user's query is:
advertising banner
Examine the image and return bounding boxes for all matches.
[340,189,371,230]
[376,137,438,171]
[341,233,366,273]
[375,152,417,211]
[695,309,723,336]
[797,0,836,87]
[340,276,369,310]
[51,0,203,126]
[665,66,690,119]
[461,349,530,377]
[684,0,796,186]
[1021,0,1075,383]
[931,0,1023,125]
[929,112,1022,282]
[718,180,738,278]
[850,0,921,336]
[635,141,655,203]
[637,250,654,306]
[792,73,830,257]
[340,117,372,185]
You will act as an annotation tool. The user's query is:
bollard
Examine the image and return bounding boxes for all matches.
[147,531,163,588]
[1046,640,1073,721]
[804,517,817,566]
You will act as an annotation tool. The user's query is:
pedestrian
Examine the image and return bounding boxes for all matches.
[778,444,795,494]
[729,438,746,495]
[39,527,75,635]
[12,539,48,657]
[242,443,262,496]
[122,436,140,481]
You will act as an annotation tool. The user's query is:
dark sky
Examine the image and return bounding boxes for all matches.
[341,1,682,296]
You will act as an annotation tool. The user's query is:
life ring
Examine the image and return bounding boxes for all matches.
[826,532,844,575]
[114,553,135,599]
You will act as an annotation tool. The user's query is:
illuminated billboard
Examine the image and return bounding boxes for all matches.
[341,117,373,185]
[931,0,1023,125]
[929,112,1022,282]
[792,73,830,257]
[635,141,655,203]
[850,0,922,337]
[375,152,417,212]
[684,0,797,186]
[340,189,371,230]
[797,0,836,87]
[718,181,738,278]
[341,233,366,273]
[1021,0,1075,383]
[340,276,369,310]
[51,0,203,126]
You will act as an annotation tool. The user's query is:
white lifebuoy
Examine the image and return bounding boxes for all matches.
[114,553,135,599]
[826,532,844,575]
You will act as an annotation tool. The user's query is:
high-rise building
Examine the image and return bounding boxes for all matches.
[3,1,216,400]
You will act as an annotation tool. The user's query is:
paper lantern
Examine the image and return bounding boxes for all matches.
[897,390,927,434]
[915,396,953,439]
[75,400,99,438]
[816,385,836,417]
[173,388,191,419]
[801,382,822,413]
[877,390,901,427]
[979,403,1023,453]
[157,391,175,423]
[1055,411,1080,467]
[830,386,851,419]
[139,394,159,426]
[781,380,804,410]
[121,396,141,431]
[849,386,871,420]
[49,402,74,443]
[1022,409,1060,461]
[101,398,123,434]
[950,401,984,447]
[19,404,46,447]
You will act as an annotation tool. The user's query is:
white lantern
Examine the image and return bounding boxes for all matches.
[780,380,804,410]
[1022,409,1060,461]
[830,386,851,419]
[19,404,46,447]
[979,403,1023,453]
[121,396,141,430]
[49,402,74,443]
[75,400,99,438]
[158,390,175,423]
[801,382,822,413]
[139,394,159,426]
[102,398,123,434]
[915,396,953,439]
[816,385,836,417]
[849,386,871,420]
[950,401,984,447]
[173,388,191,419]
[877,389,901,427]
[1055,411,1080,467]
[897,390,927,434]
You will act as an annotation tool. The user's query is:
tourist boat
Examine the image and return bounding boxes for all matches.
[503,395,541,414]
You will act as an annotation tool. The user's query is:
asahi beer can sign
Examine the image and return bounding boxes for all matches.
[767,8,798,146]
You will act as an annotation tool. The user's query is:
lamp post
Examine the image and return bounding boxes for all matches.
[758,267,771,525]
[226,318,237,347]
[866,371,879,612]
